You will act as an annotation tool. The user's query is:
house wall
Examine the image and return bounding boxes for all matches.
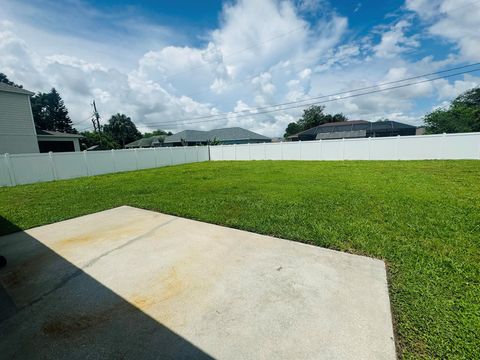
[0,91,39,154]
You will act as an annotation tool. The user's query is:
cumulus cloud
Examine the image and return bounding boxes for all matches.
[407,0,480,61]
[0,0,477,137]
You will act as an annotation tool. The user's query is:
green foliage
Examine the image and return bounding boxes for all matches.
[31,88,76,133]
[80,131,119,150]
[0,161,479,358]
[143,129,172,138]
[284,122,302,138]
[207,137,222,145]
[0,73,23,88]
[103,113,142,147]
[284,105,348,137]
[425,87,480,134]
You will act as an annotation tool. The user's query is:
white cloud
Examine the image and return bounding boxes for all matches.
[373,19,420,58]
[0,0,476,138]
[407,0,480,61]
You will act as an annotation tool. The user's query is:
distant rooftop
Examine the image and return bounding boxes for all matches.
[164,127,270,144]
[36,128,83,138]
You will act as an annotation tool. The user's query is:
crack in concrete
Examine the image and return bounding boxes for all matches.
[16,217,178,314]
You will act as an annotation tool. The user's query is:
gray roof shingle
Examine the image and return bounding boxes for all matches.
[0,82,35,96]
[164,127,269,144]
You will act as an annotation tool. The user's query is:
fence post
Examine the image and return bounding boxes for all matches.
[184,146,187,163]
[153,147,158,168]
[318,139,322,160]
[48,151,58,180]
[441,133,446,160]
[170,147,173,165]
[342,138,345,160]
[368,137,372,160]
[196,145,199,162]
[248,143,251,160]
[234,144,237,160]
[83,150,90,176]
[280,141,283,160]
[111,149,116,172]
[264,142,267,160]
[299,140,302,160]
[134,148,139,170]
[396,135,401,160]
[4,153,16,186]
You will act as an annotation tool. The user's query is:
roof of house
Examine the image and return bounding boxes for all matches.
[0,82,35,96]
[36,129,84,138]
[291,120,416,138]
[125,135,166,148]
[164,127,270,144]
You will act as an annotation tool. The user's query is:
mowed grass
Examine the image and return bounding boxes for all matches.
[1,160,479,358]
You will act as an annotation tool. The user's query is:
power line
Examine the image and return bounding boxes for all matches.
[140,63,480,127]
[170,0,480,100]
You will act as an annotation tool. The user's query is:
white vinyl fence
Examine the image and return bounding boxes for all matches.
[210,133,480,162]
[0,146,209,187]
[1,133,479,187]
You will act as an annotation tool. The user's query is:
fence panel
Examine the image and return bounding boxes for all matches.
[209,132,480,161]
[0,156,13,186]
[398,135,442,160]
[281,142,301,160]
[136,149,157,170]
[438,133,479,159]
[185,147,200,163]
[2,133,479,187]
[220,145,235,160]
[370,138,397,160]
[248,143,264,160]
[9,153,54,185]
[86,151,115,176]
[265,142,282,160]
[344,138,370,160]
[52,152,88,180]
[197,146,210,162]
[322,140,344,160]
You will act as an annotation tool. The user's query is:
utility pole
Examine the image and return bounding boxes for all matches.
[92,100,101,132]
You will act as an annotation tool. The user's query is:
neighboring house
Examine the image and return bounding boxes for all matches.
[164,127,271,146]
[0,82,82,154]
[0,82,39,154]
[416,127,426,135]
[36,128,83,152]
[289,120,417,141]
[125,135,166,149]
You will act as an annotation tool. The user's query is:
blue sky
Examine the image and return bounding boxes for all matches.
[1,0,479,136]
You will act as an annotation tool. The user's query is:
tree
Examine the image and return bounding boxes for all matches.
[31,88,76,133]
[103,113,142,147]
[284,105,347,138]
[0,73,23,88]
[80,131,119,150]
[143,129,172,138]
[424,87,480,134]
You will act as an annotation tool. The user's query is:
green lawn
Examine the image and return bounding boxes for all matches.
[1,160,479,358]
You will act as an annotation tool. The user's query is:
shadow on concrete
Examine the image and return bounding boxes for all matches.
[0,216,213,359]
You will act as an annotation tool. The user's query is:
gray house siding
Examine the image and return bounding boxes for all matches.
[0,90,39,154]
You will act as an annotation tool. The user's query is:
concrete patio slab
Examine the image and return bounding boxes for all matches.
[0,206,396,359]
